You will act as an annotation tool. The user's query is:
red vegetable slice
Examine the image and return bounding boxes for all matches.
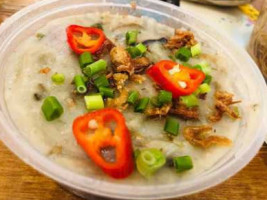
[72,108,134,179]
[66,25,106,54]
[147,60,205,98]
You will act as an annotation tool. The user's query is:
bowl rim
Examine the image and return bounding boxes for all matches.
[0,0,266,199]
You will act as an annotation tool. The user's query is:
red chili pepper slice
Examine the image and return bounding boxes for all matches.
[72,108,134,179]
[66,25,106,54]
[147,60,205,98]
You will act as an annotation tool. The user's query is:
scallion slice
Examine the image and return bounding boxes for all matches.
[199,61,211,75]
[150,96,161,107]
[84,94,104,111]
[135,97,150,113]
[136,148,166,178]
[136,43,147,54]
[164,117,180,136]
[94,75,109,89]
[79,52,94,69]
[51,73,65,85]
[126,30,139,45]
[83,59,107,77]
[191,43,201,57]
[199,83,211,94]
[126,46,142,58]
[173,156,193,172]
[99,87,114,98]
[74,75,87,94]
[158,90,172,105]
[175,47,192,62]
[127,91,140,105]
[203,74,212,84]
[180,94,199,107]
[41,96,64,121]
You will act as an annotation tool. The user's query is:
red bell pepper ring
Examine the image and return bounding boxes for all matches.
[147,60,205,98]
[72,108,134,179]
[66,25,106,54]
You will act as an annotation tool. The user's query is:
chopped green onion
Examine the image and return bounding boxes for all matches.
[158,90,172,105]
[126,30,139,45]
[203,74,212,84]
[41,96,64,121]
[136,43,147,54]
[136,148,166,178]
[164,117,180,136]
[91,23,103,30]
[199,83,211,94]
[79,52,94,69]
[74,75,87,94]
[94,75,109,89]
[84,94,104,111]
[126,47,141,58]
[199,61,211,75]
[175,47,192,62]
[127,91,140,105]
[135,97,150,112]
[191,64,202,71]
[51,73,65,85]
[173,156,193,172]
[99,87,114,98]
[191,43,201,57]
[83,59,107,77]
[180,94,199,107]
[150,96,161,107]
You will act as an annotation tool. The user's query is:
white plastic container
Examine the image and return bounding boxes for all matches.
[0,0,266,199]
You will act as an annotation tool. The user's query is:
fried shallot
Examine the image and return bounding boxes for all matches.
[169,100,199,120]
[183,125,232,148]
[209,91,241,122]
[165,29,197,50]
[110,46,134,75]
[145,103,172,117]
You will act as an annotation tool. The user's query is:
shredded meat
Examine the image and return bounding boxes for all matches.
[130,74,146,84]
[132,57,151,73]
[183,125,232,148]
[209,91,241,122]
[39,67,51,74]
[94,39,115,59]
[110,46,134,75]
[107,89,128,109]
[113,73,129,91]
[165,29,197,50]
[145,104,172,117]
[169,100,199,120]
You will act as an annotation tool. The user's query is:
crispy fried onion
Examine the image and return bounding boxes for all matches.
[132,57,151,73]
[110,46,134,75]
[107,88,129,110]
[130,74,146,84]
[165,29,197,50]
[183,125,232,148]
[169,100,199,120]
[113,73,129,91]
[94,39,115,59]
[209,91,241,122]
[145,103,172,117]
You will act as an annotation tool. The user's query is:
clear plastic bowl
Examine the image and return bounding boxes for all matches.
[0,0,266,199]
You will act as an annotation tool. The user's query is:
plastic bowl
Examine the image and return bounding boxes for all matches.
[0,0,266,199]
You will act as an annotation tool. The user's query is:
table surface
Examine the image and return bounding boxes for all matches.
[0,0,267,200]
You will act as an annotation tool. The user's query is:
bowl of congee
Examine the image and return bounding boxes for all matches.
[0,0,266,199]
